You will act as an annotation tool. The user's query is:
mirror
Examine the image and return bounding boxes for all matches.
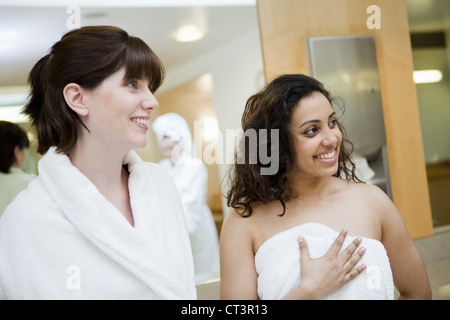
[0,1,265,217]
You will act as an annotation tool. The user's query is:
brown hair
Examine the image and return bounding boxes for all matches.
[23,25,165,155]
[226,74,361,217]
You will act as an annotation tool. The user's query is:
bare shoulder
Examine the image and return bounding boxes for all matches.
[342,181,407,241]
[220,208,256,247]
[354,182,397,219]
[222,208,253,233]
[339,179,393,209]
[221,202,279,253]
[327,179,391,238]
[222,201,277,232]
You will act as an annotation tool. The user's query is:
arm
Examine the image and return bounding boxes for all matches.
[220,210,259,299]
[375,188,432,299]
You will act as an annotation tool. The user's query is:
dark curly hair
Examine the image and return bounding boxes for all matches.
[226,74,361,217]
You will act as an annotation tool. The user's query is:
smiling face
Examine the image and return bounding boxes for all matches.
[289,91,342,179]
[83,67,159,150]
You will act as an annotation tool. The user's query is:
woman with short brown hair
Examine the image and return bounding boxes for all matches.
[0,26,196,300]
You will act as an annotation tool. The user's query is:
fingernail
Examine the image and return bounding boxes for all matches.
[298,236,304,244]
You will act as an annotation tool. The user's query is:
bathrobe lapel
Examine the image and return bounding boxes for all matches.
[38,147,195,299]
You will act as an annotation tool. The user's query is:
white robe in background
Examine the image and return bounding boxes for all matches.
[0,167,35,216]
[152,113,220,285]
[0,147,196,300]
[159,157,220,284]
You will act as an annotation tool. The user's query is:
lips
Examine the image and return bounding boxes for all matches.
[313,150,338,163]
[314,151,335,160]
[131,117,149,130]
[131,117,148,125]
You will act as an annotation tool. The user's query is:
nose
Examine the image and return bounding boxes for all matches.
[141,88,159,111]
[322,127,339,148]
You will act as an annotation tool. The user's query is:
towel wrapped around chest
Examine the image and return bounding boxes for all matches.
[255,223,394,300]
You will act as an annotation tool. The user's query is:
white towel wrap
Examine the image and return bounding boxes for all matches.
[255,222,394,300]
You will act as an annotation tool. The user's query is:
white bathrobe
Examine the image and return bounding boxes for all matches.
[0,147,196,300]
[159,157,220,284]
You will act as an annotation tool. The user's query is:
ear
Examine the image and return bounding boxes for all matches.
[63,83,89,117]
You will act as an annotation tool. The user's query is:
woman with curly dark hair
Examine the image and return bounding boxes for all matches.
[220,74,431,300]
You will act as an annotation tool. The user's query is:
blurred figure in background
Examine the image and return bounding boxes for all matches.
[0,121,34,216]
[152,113,220,284]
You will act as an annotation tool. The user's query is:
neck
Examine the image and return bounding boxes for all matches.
[69,137,134,226]
[11,163,22,170]
[68,136,129,198]
[287,172,332,200]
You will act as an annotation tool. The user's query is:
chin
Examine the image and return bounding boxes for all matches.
[135,143,147,150]
[131,139,148,150]
[317,166,339,178]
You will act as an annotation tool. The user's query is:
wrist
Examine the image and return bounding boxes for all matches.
[298,281,320,300]
[284,281,320,300]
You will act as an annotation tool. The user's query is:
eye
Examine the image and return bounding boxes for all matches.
[128,81,138,89]
[303,126,318,136]
[329,118,338,127]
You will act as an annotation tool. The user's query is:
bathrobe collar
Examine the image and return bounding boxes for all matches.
[38,147,195,299]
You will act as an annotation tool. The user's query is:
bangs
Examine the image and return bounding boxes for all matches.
[123,36,165,92]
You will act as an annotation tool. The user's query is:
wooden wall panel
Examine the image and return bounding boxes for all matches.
[257,0,433,239]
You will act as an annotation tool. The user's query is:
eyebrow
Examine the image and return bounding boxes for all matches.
[298,112,336,128]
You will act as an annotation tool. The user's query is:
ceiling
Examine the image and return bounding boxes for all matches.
[0,0,449,91]
[0,0,258,88]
